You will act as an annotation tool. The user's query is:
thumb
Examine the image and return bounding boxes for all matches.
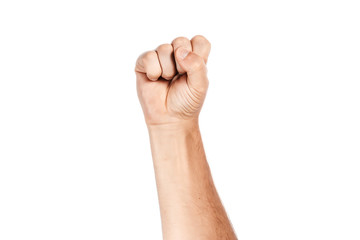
[175,47,208,92]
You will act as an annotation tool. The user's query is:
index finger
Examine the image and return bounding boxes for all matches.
[191,35,211,64]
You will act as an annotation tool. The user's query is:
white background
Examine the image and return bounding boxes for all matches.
[0,0,359,239]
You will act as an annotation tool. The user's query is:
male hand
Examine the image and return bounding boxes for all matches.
[135,35,211,126]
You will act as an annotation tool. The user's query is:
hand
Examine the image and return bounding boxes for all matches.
[135,35,211,126]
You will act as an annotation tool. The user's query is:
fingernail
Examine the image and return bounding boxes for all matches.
[178,48,189,60]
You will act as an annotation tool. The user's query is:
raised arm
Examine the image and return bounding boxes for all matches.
[135,35,237,240]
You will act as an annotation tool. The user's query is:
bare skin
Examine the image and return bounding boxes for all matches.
[135,35,237,240]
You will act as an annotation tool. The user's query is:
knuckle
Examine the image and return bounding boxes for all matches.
[156,43,173,53]
[172,36,190,46]
[192,35,211,49]
[142,51,156,63]
[136,51,151,72]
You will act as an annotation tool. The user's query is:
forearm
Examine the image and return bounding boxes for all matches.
[148,119,237,240]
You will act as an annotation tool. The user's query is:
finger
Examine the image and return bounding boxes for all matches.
[175,47,208,93]
[135,51,162,81]
[171,37,192,74]
[191,35,211,64]
[155,44,176,80]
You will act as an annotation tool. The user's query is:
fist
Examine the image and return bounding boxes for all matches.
[135,35,211,126]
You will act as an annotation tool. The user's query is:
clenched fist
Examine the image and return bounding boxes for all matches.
[135,35,211,126]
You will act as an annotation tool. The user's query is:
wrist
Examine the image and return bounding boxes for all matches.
[147,118,200,134]
[147,118,203,164]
